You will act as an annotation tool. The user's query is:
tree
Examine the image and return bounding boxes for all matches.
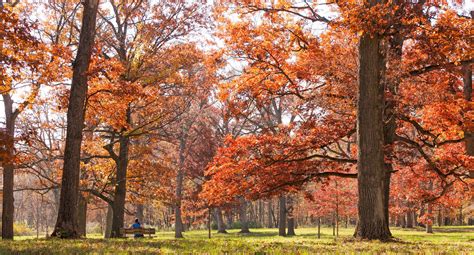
[52,0,99,238]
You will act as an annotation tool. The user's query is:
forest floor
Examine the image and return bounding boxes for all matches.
[0,226,472,254]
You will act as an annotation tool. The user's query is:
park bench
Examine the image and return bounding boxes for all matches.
[120,228,156,238]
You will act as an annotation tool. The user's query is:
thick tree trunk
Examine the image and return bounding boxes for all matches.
[239,198,250,233]
[286,196,295,236]
[1,94,15,240]
[104,204,113,238]
[111,131,130,238]
[354,15,391,239]
[463,63,473,165]
[51,0,98,238]
[215,208,227,233]
[278,195,286,236]
[77,195,87,237]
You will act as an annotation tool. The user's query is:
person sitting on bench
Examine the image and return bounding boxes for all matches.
[132,218,144,238]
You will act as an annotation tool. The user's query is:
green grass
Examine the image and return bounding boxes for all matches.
[1,226,473,254]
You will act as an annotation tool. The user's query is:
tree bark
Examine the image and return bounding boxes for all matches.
[111,126,131,237]
[136,204,144,223]
[426,203,433,233]
[286,196,295,236]
[267,200,274,228]
[215,208,227,233]
[317,217,321,239]
[77,195,87,237]
[354,5,391,239]
[51,0,99,238]
[239,198,250,233]
[278,195,286,236]
[104,204,113,238]
[406,209,414,228]
[1,94,15,239]
[175,135,186,238]
[463,63,473,160]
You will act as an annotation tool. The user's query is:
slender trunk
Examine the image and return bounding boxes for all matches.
[317,217,321,239]
[175,136,186,238]
[77,195,87,237]
[267,200,274,228]
[239,198,250,233]
[354,10,391,239]
[136,204,144,223]
[459,205,463,226]
[258,200,264,227]
[332,212,336,236]
[104,204,113,238]
[215,208,227,233]
[1,95,15,240]
[208,208,211,239]
[426,203,433,233]
[278,195,286,236]
[437,208,442,227]
[52,0,99,238]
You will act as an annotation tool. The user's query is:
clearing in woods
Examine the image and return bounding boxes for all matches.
[0,226,472,254]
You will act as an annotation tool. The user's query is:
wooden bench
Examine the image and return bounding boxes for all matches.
[120,228,156,238]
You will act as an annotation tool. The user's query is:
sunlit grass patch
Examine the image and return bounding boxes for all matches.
[0,226,472,254]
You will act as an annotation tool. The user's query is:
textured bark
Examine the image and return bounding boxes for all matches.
[317,217,321,239]
[104,204,113,238]
[354,11,391,239]
[286,196,295,236]
[406,209,414,228]
[239,198,250,233]
[111,125,131,237]
[51,0,98,238]
[463,64,473,160]
[215,208,227,233]
[267,200,274,228]
[136,204,144,223]
[77,195,87,237]
[278,195,286,236]
[426,203,433,233]
[1,94,15,239]
[175,136,186,238]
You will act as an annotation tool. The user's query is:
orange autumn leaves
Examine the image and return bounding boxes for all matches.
[200,1,473,209]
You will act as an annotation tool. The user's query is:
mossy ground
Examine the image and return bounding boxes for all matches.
[1,226,473,254]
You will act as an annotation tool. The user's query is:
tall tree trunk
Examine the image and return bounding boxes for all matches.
[354,5,391,239]
[136,204,144,223]
[317,217,321,239]
[111,117,131,238]
[286,196,295,236]
[278,195,286,236]
[463,62,473,166]
[104,204,113,238]
[1,95,15,239]
[406,208,414,228]
[51,0,99,238]
[215,208,227,233]
[267,200,274,228]
[77,195,87,237]
[175,136,186,238]
[239,198,250,233]
[426,203,433,233]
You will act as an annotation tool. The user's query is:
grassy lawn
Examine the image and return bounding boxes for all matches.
[1,226,472,254]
